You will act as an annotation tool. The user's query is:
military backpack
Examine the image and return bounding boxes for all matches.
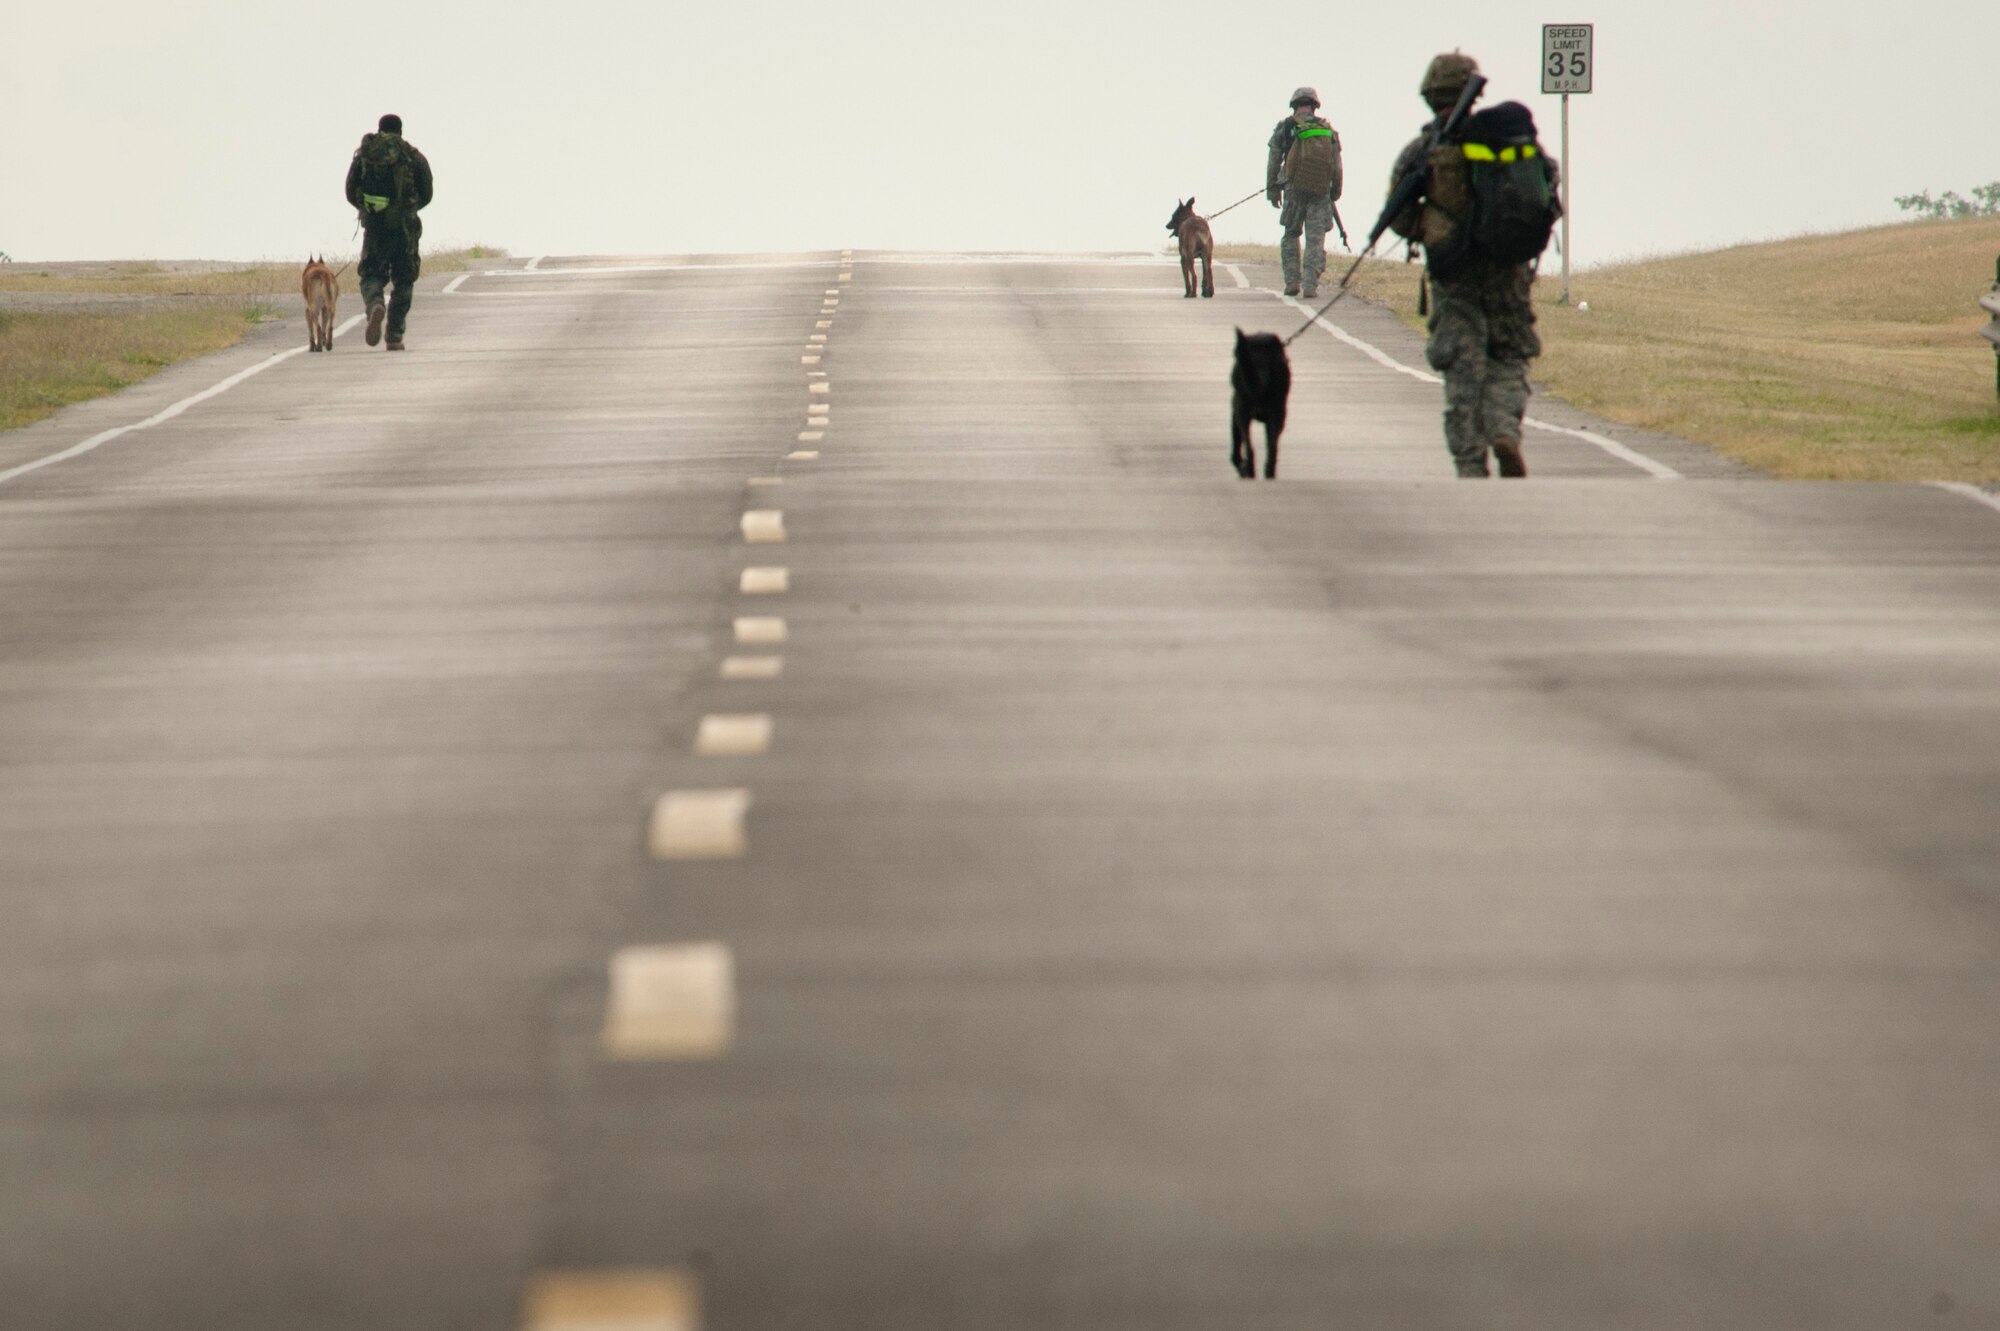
[1281,121,1341,198]
[353,132,418,226]
[1459,102,1557,266]
[1424,101,1557,278]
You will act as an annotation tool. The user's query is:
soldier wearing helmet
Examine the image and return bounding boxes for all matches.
[1386,53,1559,478]
[1266,86,1344,298]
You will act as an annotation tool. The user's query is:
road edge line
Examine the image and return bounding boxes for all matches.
[0,312,368,489]
[1264,287,1683,481]
[1930,481,2000,516]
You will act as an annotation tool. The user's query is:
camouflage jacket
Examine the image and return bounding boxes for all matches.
[344,133,435,225]
[1266,115,1343,201]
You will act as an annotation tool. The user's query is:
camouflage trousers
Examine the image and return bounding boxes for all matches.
[358,217,423,340]
[1279,192,1335,292]
[1424,262,1542,476]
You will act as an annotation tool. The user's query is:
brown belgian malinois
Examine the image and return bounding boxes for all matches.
[1165,198,1215,299]
[301,255,338,352]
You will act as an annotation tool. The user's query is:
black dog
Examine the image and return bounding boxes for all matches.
[1230,329,1290,479]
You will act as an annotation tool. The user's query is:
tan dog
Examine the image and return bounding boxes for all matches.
[301,255,338,352]
[1165,198,1215,299]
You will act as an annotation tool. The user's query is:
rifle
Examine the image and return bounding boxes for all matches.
[1331,202,1350,251]
[1284,73,1488,345]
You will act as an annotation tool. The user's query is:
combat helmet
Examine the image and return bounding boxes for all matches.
[1420,52,1479,108]
[1289,86,1321,109]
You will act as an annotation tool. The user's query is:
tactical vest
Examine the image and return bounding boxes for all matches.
[1283,123,1339,197]
[1419,141,1474,277]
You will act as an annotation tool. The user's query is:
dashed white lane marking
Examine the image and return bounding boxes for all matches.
[0,312,369,489]
[815,320,834,329]
[797,432,825,443]
[826,288,841,295]
[442,273,471,295]
[601,943,735,1058]
[810,334,827,343]
[837,273,852,282]
[802,355,821,365]
[741,510,786,543]
[787,449,821,459]
[747,476,783,487]
[521,1268,700,1331]
[735,615,788,644]
[1225,263,1248,289]
[648,789,752,859]
[1267,289,1684,481]
[740,566,790,594]
[807,371,828,379]
[523,255,545,272]
[809,381,830,394]
[721,654,784,680]
[696,713,774,757]
[1932,481,2000,516]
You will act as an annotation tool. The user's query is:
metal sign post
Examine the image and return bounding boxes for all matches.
[1542,23,1593,305]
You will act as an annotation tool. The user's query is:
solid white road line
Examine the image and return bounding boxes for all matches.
[0,313,368,489]
[648,789,752,859]
[1225,264,1249,289]
[484,259,842,277]
[601,943,735,1058]
[1267,290,1683,480]
[1932,481,2000,516]
[442,273,470,295]
[521,1268,700,1331]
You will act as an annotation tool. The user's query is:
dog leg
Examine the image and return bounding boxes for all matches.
[1201,253,1214,299]
[1264,422,1281,479]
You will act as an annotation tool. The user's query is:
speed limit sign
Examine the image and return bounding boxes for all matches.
[1542,24,1593,94]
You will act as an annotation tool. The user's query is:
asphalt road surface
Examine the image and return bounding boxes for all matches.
[4,252,1999,1331]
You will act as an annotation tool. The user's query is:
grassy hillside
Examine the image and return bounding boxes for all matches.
[1226,217,2000,481]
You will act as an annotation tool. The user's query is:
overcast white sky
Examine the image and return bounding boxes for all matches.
[4,0,1993,267]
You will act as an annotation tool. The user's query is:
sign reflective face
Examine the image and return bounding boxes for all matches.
[1543,23,1593,94]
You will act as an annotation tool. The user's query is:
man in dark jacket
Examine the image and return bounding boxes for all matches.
[344,114,434,351]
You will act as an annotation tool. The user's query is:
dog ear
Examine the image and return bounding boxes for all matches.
[1235,327,1246,345]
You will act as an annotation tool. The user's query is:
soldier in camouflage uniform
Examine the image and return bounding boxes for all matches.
[344,114,434,351]
[1387,54,1555,478]
[1266,87,1343,299]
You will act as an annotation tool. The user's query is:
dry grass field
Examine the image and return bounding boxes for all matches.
[1222,217,2000,480]
[0,248,503,433]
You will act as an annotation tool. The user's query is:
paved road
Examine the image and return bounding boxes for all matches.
[4,252,1999,1331]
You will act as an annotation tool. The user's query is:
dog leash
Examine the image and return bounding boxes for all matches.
[1204,189,1265,222]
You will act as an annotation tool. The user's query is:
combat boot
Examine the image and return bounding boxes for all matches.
[1301,283,1318,299]
[1492,438,1527,478]
[1455,458,1490,478]
[386,339,406,351]
[1284,283,1300,297]
[365,299,386,347]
